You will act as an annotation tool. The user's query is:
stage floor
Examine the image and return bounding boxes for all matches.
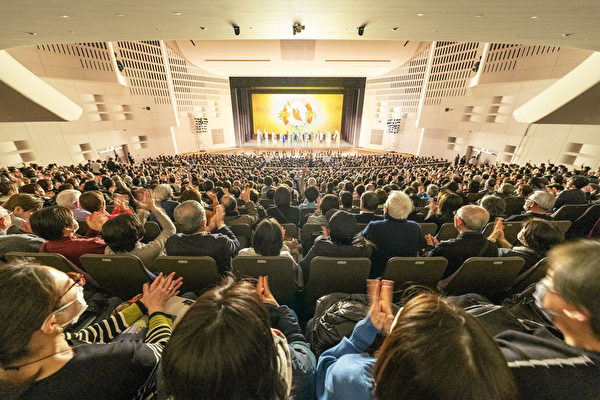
[240,139,353,150]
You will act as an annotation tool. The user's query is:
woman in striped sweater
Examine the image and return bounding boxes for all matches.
[0,261,181,400]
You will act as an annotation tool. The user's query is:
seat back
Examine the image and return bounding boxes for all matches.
[154,256,221,295]
[552,204,589,222]
[300,208,314,226]
[418,223,438,238]
[229,223,252,249]
[439,257,524,298]
[508,257,549,294]
[301,223,325,252]
[281,223,299,239]
[566,204,600,239]
[436,223,459,241]
[232,256,297,305]
[355,223,368,234]
[5,252,77,274]
[304,257,371,313]
[259,199,273,209]
[382,257,448,289]
[549,220,572,237]
[142,221,161,244]
[504,196,526,217]
[482,221,523,244]
[80,254,151,300]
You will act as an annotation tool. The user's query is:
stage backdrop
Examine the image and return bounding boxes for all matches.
[251,93,343,134]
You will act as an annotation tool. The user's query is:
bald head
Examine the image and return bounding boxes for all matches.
[456,205,489,231]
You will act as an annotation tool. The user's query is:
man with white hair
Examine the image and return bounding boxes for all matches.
[358,191,425,278]
[151,183,180,221]
[424,205,498,278]
[55,189,90,221]
[505,190,554,221]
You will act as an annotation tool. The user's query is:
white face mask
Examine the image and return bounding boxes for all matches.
[40,286,88,330]
[517,229,527,247]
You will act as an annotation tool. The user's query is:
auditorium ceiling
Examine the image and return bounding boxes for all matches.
[1,0,599,52]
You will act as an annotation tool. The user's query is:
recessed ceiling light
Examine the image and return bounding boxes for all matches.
[417,12,425,17]
[562,33,573,37]
[248,26,253,30]
[26,32,37,36]
[199,26,207,31]
[475,14,484,18]
[530,15,540,20]
[59,14,69,19]
[114,12,125,17]
[173,11,183,16]
[391,27,399,31]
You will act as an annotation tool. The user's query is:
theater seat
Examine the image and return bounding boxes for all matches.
[506,257,549,295]
[81,254,152,300]
[482,221,523,244]
[438,257,524,298]
[154,256,220,296]
[232,255,297,305]
[382,257,448,290]
[229,223,252,249]
[436,223,459,241]
[552,204,589,222]
[304,257,371,315]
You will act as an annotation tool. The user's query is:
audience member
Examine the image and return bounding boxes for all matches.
[55,189,90,221]
[553,175,588,211]
[353,191,383,224]
[267,186,300,226]
[504,190,554,221]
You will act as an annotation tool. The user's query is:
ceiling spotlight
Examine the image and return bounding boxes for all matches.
[293,22,305,35]
[391,27,399,31]
[26,32,37,36]
[199,26,207,31]
[475,14,484,18]
[233,25,240,36]
[357,25,366,36]
[562,33,573,37]
[173,11,183,16]
[114,12,125,17]
[530,15,540,19]
[59,14,69,19]
[417,12,425,17]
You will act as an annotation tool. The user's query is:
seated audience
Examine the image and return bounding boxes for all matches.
[424,205,498,278]
[3,194,43,234]
[162,276,316,400]
[496,240,600,399]
[55,189,90,221]
[316,282,517,400]
[480,194,506,222]
[553,175,589,211]
[222,189,260,227]
[504,190,554,221]
[353,191,383,224]
[489,218,563,272]
[238,218,302,287]
[306,194,339,226]
[359,191,424,278]
[267,186,301,226]
[299,185,319,211]
[0,206,45,261]
[0,261,180,399]
[102,190,175,269]
[166,200,240,275]
[151,184,180,221]
[29,206,106,268]
[301,210,373,283]
[424,192,463,231]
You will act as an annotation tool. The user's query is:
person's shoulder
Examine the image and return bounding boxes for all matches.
[326,353,375,400]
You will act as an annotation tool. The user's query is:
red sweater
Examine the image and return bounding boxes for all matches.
[40,237,107,267]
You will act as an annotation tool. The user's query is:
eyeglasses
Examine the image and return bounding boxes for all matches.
[59,272,86,299]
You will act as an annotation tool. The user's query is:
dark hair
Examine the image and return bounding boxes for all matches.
[320,194,339,215]
[249,189,259,203]
[360,191,379,212]
[79,191,105,213]
[30,206,74,241]
[340,191,353,208]
[4,193,43,213]
[252,218,283,256]
[162,277,287,400]
[203,180,214,192]
[178,188,203,203]
[438,192,463,215]
[264,176,273,186]
[304,186,319,203]
[221,195,237,213]
[19,183,42,195]
[519,218,562,255]
[57,183,75,192]
[273,186,291,207]
[0,262,60,368]
[102,214,144,253]
[374,292,517,400]
[550,240,600,338]
[569,175,589,189]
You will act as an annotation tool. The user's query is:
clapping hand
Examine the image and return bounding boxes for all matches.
[488,217,505,241]
[140,272,183,315]
[137,189,157,212]
[256,275,279,307]
[367,279,395,333]
[425,233,439,247]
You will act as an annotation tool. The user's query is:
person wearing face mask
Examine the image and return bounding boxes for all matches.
[494,240,600,400]
[504,190,555,221]
[488,218,563,273]
[29,206,107,268]
[0,261,181,399]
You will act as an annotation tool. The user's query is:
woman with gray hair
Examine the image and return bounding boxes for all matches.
[480,195,506,223]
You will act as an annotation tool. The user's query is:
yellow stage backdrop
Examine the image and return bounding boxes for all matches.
[251,93,343,133]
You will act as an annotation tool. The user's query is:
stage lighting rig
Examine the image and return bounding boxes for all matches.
[357,25,366,36]
[232,24,240,36]
[293,22,305,35]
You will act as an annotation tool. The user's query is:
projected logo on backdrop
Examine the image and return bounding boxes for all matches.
[252,93,343,133]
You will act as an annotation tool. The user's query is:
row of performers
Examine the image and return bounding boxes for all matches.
[256,129,340,143]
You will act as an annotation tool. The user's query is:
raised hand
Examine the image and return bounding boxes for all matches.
[140,272,183,315]
[367,279,395,333]
[257,276,279,307]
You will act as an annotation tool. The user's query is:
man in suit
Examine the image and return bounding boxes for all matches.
[353,191,384,224]
[424,205,498,278]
